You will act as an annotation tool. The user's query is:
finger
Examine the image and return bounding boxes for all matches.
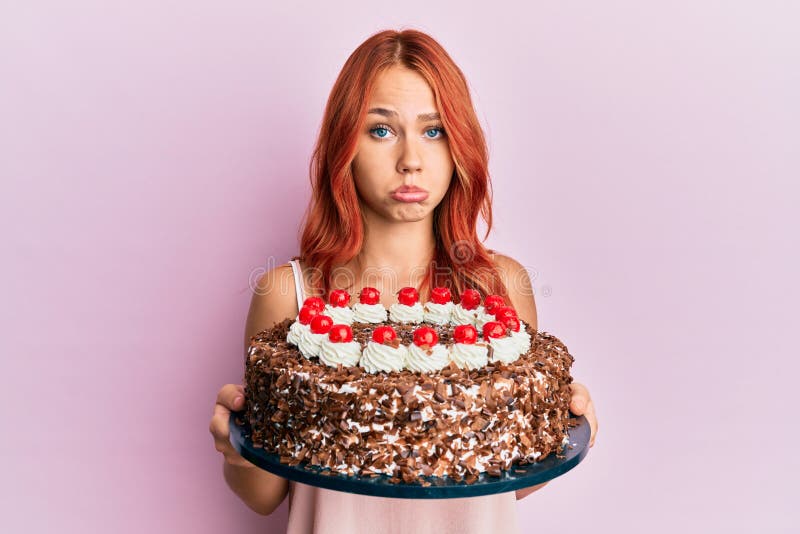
[568,383,598,447]
[569,382,591,414]
[209,405,251,466]
[210,403,233,444]
[216,384,245,412]
[215,383,245,408]
[586,399,598,448]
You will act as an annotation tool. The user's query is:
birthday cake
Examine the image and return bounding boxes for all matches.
[243,287,575,485]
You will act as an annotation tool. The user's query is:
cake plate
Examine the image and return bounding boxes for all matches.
[229,413,590,499]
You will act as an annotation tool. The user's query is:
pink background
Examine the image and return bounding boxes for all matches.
[2,1,798,532]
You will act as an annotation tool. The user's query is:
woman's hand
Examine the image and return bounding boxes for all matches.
[209,384,254,468]
[569,382,598,447]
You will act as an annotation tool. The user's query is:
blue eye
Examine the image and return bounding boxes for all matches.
[425,127,445,139]
[369,124,392,139]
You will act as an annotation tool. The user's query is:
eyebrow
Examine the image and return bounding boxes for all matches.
[367,107,441,122]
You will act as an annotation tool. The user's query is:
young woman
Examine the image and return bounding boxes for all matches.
[210,29,598,533]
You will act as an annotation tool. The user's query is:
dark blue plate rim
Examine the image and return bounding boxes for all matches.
[229,412,590,499]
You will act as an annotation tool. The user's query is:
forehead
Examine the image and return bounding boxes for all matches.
[368,66,437,114]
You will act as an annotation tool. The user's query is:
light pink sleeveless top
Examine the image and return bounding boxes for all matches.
[284,260,520,534]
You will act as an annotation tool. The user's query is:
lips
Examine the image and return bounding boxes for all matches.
[390,185,429,203]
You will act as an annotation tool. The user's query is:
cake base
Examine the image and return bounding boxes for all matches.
[230,412,590,499]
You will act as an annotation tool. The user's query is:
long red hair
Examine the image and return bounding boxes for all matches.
[298,29,507,301]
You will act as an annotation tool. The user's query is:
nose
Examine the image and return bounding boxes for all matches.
[397,136,422,175]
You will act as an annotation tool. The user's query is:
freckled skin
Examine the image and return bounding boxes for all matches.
[352,66,455,225]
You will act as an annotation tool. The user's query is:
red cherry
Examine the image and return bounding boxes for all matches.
[309,315,334,335]
[453,324,478,344]
[359,287,380,305]
[483,321,507,339]
[328,324,353,343]
[493,306,517,323]
[459,289,481,310]
[397,287,419,306]
[298,305,320,325]
[430,287,452,305]
[328,289,350,308]
[413,326,439,347]
[303,297,325,312]
[484,295,505,315]
[502,315,521,332]
[371,325,397,344]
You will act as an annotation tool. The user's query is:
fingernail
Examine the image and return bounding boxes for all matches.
[234,396,243,406]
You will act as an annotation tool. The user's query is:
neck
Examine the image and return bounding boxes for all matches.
[352,210,437,290]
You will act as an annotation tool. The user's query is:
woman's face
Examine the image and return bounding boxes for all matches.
[351,66,455,225]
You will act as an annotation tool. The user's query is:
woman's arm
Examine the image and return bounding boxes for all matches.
[492,254,598,501]
[209,264,298,515]
[211,384,290,515]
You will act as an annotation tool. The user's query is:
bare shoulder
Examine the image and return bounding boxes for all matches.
[490,252,538,330]
[244,263,301,350]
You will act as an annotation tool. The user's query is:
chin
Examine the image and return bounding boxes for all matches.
[391,204,431,222]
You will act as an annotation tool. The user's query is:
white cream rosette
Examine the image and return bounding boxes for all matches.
[359,341,407,373]
[451,304,480,326]
[352,303,388,323]
[297,329,327,359]
[318,338,361,368]
[510,321,532,354]
[323,304,354,325]
[405,343,450,372]
[453,304,495,328]
[422,301,453,325]
[474,306,498,329]
[388,302,424,324]
[488,335,523,364]
[286,320,308,346]
[449,342,489,370]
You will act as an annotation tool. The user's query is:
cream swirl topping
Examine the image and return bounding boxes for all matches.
[474,306,497,329]
[510,322,532,354]
[359,341,407,373]
[318,339,361,368]
[423,302,453,325]
[405,344,450,372]
[324,304,354,325]
[449,342,489,370]
[388,302,424,323]
[451,304,481,326]
[296,329,327,359]
[286,320,308,346]
[352,303,388,323]
[488,335,523,364]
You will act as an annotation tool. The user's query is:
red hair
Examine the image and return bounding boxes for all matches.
[298,29,507,301]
